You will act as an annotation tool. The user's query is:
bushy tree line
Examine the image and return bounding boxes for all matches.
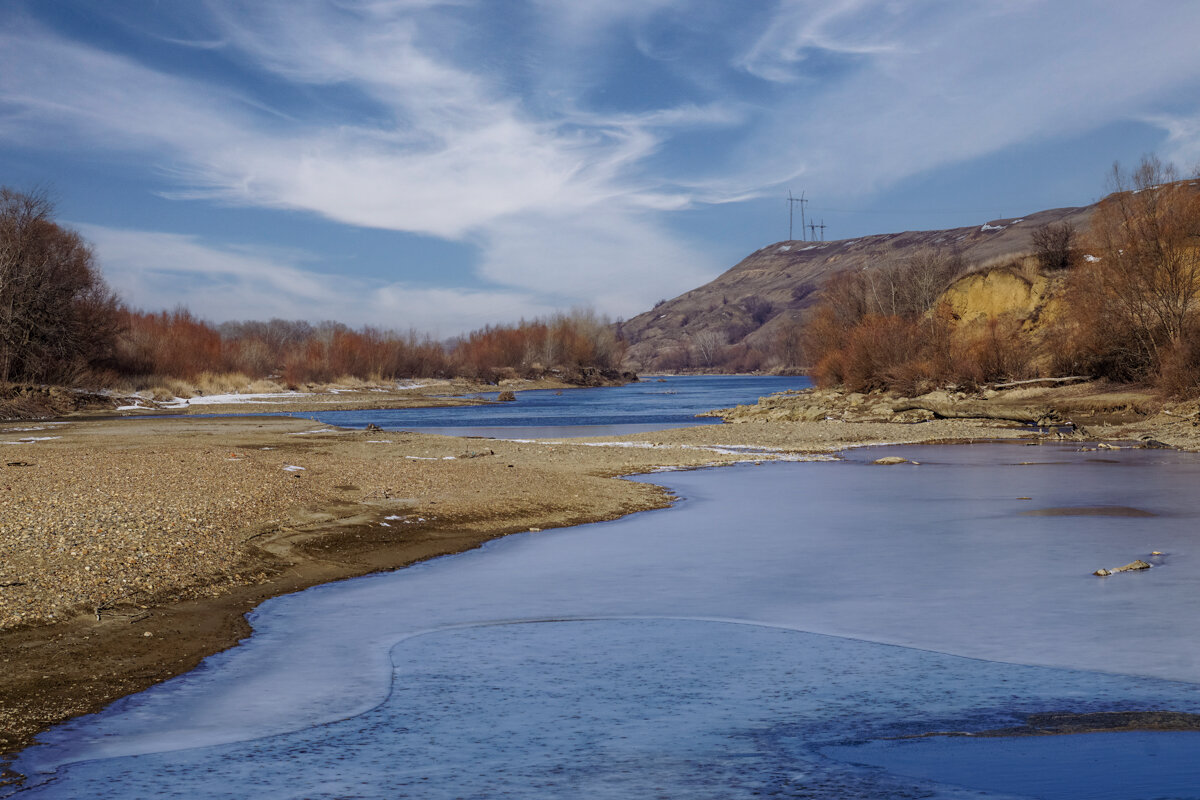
[111,307,626,386]
[0,188,625,388]
[111,310,454,386]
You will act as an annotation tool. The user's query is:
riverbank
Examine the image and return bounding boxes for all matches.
[0,381,1190,766]
[1,374,629,421]
[704,380,1200,450]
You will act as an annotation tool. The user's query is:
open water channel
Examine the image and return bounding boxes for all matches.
[9,377,1200,798]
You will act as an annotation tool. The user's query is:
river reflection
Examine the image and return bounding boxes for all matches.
[12,442,1200,798]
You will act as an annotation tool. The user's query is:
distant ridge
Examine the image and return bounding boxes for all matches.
[619,202,1095,371]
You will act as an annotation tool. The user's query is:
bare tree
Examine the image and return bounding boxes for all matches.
[741,296,775,326]
[0,188,121,383]
[773,318,805,367]
[854,247,965,319]
[1031,221,1078,271]
[690,330,725,368]
[1072,156,1200,375]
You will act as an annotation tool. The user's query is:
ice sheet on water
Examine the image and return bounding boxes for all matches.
[17,620,1200,798]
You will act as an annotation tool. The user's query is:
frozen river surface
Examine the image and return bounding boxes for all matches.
[11,442,1200,798]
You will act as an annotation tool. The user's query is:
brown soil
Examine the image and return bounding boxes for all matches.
[911,710,1200,738]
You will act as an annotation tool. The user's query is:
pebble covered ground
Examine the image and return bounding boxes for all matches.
[0,427,325,629]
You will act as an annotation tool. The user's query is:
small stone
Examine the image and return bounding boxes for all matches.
[143,631,153,637]
[872,456,908,465]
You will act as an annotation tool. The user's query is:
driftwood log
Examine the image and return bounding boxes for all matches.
[890,399,1059,425]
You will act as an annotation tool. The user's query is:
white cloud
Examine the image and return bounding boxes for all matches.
[76,224,557,336]
[1145,113,1200,173]
[477,207,719,318]
[737,0,907,82]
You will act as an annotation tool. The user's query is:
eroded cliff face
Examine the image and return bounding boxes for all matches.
[942,266,1050,325]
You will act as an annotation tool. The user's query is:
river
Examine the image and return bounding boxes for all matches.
[9,379,1200,799]
[276,373,814,438]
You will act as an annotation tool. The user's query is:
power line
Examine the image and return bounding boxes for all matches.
[788,190,807,241]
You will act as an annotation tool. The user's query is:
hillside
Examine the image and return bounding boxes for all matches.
[619,203,1095,372]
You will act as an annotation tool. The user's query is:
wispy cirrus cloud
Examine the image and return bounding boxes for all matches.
[726,0,1200,198]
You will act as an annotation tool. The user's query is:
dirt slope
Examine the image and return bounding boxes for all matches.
[620,203,1094,371]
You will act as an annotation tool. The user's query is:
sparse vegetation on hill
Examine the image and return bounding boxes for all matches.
[619,200,1091,373]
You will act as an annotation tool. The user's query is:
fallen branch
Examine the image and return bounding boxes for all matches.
[890,399,1058,425]
[988,376,1090,390]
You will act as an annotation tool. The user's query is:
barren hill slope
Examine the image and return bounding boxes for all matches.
[620,203,1095,371]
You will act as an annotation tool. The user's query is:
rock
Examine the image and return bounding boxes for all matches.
[872,456,909,465]
[364,423,383,432]
[1094,559,1152,577]
[497,391,517,402]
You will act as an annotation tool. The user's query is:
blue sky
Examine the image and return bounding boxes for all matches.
[2,1,1198,335]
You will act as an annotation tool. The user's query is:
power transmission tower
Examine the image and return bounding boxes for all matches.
[788,190,807,241]
[808,221,818,240]
[817,219,827,241]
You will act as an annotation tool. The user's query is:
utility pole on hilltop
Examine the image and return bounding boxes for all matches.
[817,219,827,241]
[788,190,807,241]
[808,221,818,240]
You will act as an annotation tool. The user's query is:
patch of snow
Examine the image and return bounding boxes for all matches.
[384,515,404,521]
[442,456,456,460]
[577,441,660,449]
[405,456,439,461]
[366,440,393,444]
[1011,218,1024,224]
[287,428,339,435]
[282,465,305,472]
[116,403,152,411]
[980,224,1006,232]
[1,436,62,444]
[777,245,792,252]
[395,382,428,390]
[380,522,391,527]
[1084,254,1101,263]
[184,391,312,407]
